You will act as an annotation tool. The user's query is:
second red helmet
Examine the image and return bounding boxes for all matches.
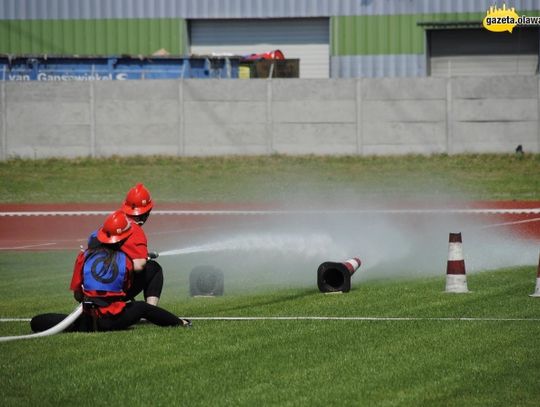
[97,210,133,244]
[121,183,153,216]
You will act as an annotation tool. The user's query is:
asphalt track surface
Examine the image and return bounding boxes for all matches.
[0,201,539,252]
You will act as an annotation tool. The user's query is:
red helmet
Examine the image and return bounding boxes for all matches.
[97,210,133,244]
[121,183,153,216]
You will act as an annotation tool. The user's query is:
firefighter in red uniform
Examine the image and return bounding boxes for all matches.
[119,183,163,306]
[30,210,191,332]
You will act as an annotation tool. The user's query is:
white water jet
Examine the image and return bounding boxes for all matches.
[160,232,348,259]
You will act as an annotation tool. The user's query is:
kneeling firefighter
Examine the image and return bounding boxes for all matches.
[31,211,191,333]
[119,183,163,307]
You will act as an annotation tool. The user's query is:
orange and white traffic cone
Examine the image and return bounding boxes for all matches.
[529,252,540,297]
[445,232,469,293]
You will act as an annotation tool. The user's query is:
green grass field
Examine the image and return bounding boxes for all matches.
[1,155,539,406]
[1,252,539,406]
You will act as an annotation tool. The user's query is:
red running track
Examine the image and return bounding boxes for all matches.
[0,201,539,252]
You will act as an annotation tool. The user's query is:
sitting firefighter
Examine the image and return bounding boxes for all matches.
[30,210,191,333]
[119,183,163,307]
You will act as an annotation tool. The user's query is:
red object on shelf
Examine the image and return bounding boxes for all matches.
[241,49,285,61]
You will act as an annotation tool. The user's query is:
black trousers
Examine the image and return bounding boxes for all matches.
[126,260,164,300]
[30,301,181,333]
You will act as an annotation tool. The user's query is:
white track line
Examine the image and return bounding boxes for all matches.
[186,316,540,321]
[2,316,540,323]
[0,318,30,322]
[478,217,540,228]
[1,208,540,216]
[0,242,56,250]
[0,211,110,216]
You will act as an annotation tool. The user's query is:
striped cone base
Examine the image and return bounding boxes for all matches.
[529,253,540,297]
[530,279,540,297]
[446,274,469,293]
[445,232,469,293]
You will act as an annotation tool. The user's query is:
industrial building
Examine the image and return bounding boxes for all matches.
[1,0,539,79]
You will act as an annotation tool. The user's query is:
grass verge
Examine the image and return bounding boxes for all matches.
[0,154,538,203]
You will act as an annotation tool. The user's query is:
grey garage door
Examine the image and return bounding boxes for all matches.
[428,27,539,76]
[190,18,330,78]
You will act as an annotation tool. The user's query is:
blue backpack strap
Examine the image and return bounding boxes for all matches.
[87,230,99,249]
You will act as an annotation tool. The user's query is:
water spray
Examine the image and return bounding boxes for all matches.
[159,232,346,259]
[190,265,224,296]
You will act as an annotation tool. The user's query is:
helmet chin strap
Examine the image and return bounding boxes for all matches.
[131,211,150,226]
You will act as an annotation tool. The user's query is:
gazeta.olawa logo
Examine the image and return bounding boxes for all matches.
[483,3,540,33]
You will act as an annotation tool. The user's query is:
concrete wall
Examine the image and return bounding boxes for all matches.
[1,76,539,160]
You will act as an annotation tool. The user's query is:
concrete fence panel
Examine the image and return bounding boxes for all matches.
[6,82,91,158]
[362,78,447,155]
[451,76,539,154]
[183,80,268,156]
[0,83,5,160]
[272,79,357,155]
[0,76,538,160]
[94,81,180,156]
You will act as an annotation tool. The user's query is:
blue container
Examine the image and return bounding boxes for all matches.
[0,55,240,81]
